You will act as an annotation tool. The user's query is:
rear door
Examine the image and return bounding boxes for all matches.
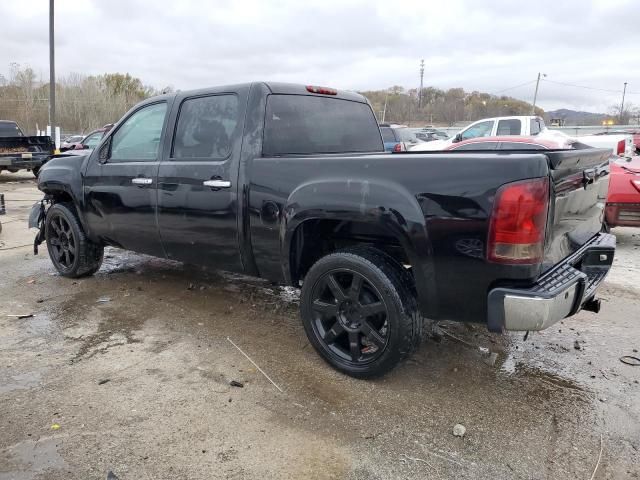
[156,88,247,271]
[84,101,169,256]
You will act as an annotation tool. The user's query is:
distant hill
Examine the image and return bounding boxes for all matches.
[545,108,608,126]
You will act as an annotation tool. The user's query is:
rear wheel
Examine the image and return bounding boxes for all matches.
[45,203,103,278]
[300,247,423,378]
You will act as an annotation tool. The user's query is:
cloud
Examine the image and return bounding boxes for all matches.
[1,0,638,112]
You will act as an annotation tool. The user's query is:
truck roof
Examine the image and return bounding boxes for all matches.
[150,82,368,104]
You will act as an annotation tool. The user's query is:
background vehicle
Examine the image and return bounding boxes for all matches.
[33,82,615,378]
[625,129,640,153]
[420,128,449,140]
[444,135,576,151]
[605,156,640,228]
[583,130,637,157]
[411,115,547,151]
[380,125,424,152]
[60,135,84,151]
[0,120,54,176]
[62,125,114,156]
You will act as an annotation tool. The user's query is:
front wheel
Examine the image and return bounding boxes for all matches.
[300,247,423,378]
[45,203,104,278]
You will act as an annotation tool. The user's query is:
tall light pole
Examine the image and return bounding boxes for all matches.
[49,0,55,130]
[531,72,546,114]
[418,59,425,109]
[619,82,628,124]
[381,90,389,123]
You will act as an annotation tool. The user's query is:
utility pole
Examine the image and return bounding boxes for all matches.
[382,91,389,123]
[531,72,546,114]
[418,59,425,109]
[619,82,628,124]
[48,0,55,131]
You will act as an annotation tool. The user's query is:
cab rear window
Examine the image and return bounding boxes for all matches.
[263,95,383,155]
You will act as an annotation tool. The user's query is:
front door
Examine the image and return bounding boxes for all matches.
[157,91,244,271]
[84,101,169,257]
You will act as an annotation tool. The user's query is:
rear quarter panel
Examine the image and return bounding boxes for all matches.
[248,151,550,322]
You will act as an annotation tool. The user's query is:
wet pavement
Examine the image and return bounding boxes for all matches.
[1,171,639,479]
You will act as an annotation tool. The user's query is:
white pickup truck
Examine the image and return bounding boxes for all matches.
[410,115,635,157]
[410,116,546,151]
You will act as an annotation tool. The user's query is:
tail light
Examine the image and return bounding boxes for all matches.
[488,177,550,264]
[617,139,626,156]
[393,143,406,153]
[631,179,640,193]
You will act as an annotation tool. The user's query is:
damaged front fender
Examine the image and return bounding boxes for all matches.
[28,200,48,255]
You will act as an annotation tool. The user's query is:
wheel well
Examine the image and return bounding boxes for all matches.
[47,190,74,205]
[289,219,411,286]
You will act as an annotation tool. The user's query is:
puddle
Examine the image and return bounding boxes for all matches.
[0,437,64,480]
[0,370,44,394]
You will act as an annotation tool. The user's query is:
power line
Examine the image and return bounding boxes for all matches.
[491,80,537,95]
[542,78,639,95]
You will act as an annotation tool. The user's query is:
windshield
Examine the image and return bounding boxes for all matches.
[0,122,23,137]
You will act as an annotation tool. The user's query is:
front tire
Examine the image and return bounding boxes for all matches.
[45,203,103,278]
[300,247,423,378]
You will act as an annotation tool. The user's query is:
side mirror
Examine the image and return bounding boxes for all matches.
[453,133,462,143]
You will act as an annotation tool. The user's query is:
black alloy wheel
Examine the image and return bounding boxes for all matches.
[310,269,390,365]
[45,203,104,278]
[300,247,423,378]
[48,213,76,272]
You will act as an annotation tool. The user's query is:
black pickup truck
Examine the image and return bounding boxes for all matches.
[31,82,615,377]
[0,120,55,176]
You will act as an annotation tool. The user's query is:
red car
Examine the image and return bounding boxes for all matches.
[605,156,640,228]
[443,135,574,151]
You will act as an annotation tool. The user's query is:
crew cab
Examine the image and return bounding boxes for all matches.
[0,120,54,176]
[31,82,615,378]
[411,115,547,151]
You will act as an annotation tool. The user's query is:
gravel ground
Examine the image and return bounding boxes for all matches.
[1,171,639,480]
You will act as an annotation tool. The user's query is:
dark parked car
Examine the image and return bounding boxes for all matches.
[32,82,615,378]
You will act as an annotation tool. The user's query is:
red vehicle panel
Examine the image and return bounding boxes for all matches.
[605,157,640,227]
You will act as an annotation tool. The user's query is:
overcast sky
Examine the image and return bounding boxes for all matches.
[1,0,639,113]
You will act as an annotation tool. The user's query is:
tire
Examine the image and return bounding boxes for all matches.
[32,167,40,177]
[45,202,103,278]
[300,246,423,378]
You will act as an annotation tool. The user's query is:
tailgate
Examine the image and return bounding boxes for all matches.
[543,147,611,270]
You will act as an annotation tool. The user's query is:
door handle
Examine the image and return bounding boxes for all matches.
[131,177,153,185]
[203,179,231,188]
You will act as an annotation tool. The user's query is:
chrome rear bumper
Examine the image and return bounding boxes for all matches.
[487,233,616,332]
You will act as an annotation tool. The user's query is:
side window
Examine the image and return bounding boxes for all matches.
[461,121,494,140]
[496,119,522,135]
[530,118,541,135]
[380,127,395,143]
[83,132,103,148]
[172,95,238,159]
[451,142,498,151]
[110,102,167,161]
